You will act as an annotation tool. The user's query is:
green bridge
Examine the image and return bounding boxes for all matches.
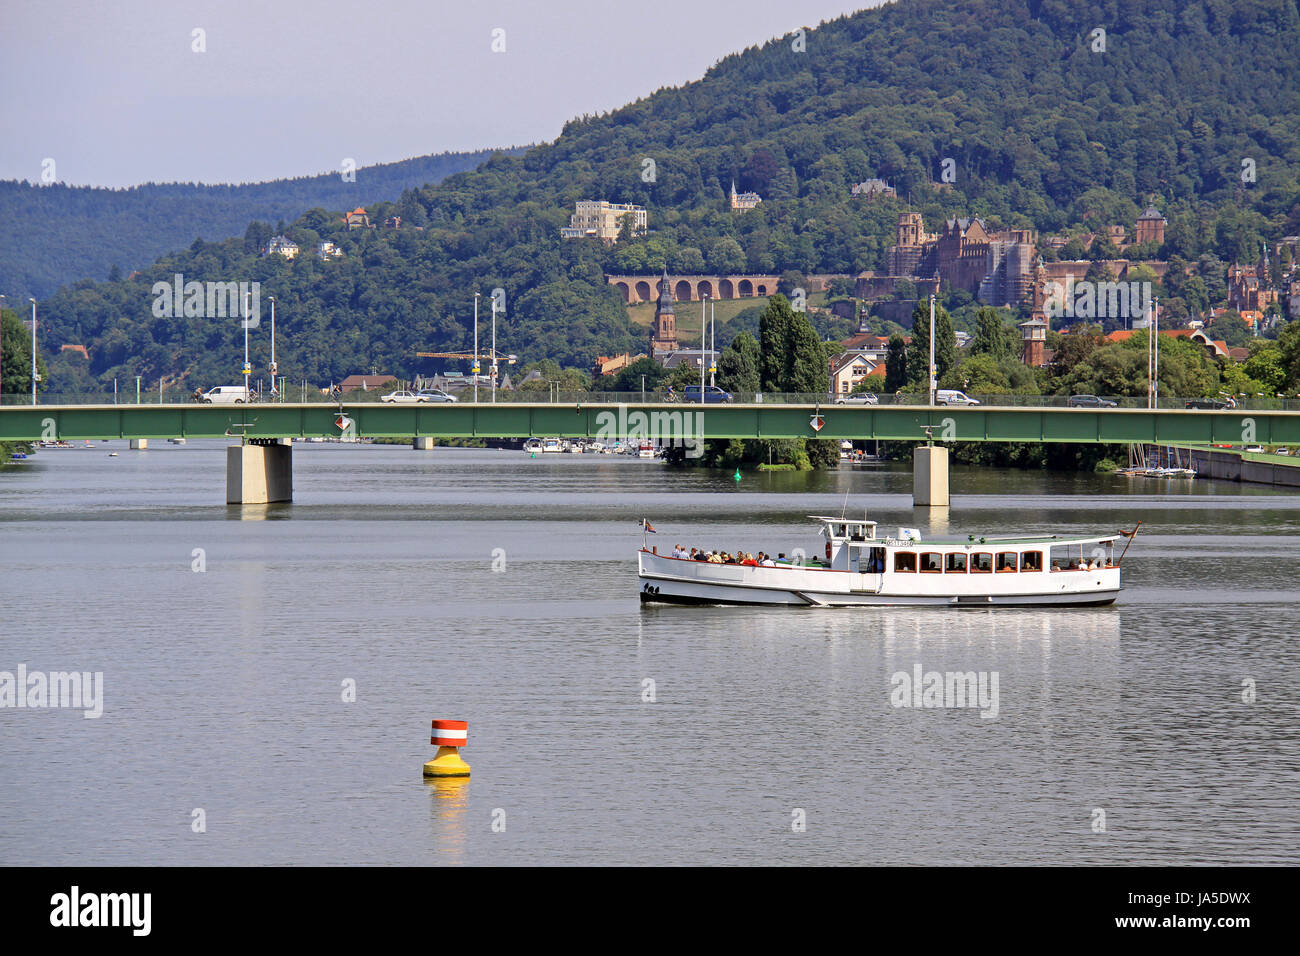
[4,402,1297,506]
[3,401,1299,445]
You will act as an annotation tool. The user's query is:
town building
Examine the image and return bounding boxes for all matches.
[729,182,762,210]
[1227,263,1277,314]
[850,179,895,200]
[660,348,720,372]
[264,235,299,259]
[337,373,397,392]
[317,241,344,260]
[593,353,645,378]
[560,201,647,242]
[829,351,883,396]
[344,207,370,229]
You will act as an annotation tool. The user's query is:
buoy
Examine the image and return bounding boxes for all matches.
[423,718,470,777]
[733,468,742,482]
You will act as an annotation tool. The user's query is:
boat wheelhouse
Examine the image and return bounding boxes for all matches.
[638,516,1131,607]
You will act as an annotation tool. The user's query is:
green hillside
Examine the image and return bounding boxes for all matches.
[24,0,1300,395]
[0,147,527,299]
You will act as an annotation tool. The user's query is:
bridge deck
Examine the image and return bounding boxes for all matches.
[1,402,1298,445]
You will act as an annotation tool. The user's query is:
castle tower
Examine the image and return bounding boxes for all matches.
[1135,204,1166,245]
[898,212,923,248]
[649,269,678,356]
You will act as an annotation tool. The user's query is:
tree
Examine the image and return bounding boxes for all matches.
[759,294,795,391]
[608,356,666,393]
[906,299,956,385]
[969,307,1016,361]
[717,330,760,394]
[1,307,49,398]
[884,333,908,391]
[1207,310,1251,348]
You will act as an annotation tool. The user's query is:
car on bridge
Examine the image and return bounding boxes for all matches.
[682,385,733,404]
[415,388,457,403]
[382,389,441,403]
[935,389,980,406]
[835,392,879,405]
[1185,397,1236,409]
[1067,394,1118,408]
[199,386,254,404]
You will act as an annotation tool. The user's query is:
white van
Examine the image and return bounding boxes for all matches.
[935,389,980,406]
[200,386,253,404]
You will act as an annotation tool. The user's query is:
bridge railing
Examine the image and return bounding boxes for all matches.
[6,390,1300,410]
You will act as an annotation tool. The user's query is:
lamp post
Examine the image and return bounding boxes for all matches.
[473,293,480,404]
[700,294,708,398]
[242,291,251,399]
[709,299,716,388]
[928,294,936,406]
[29,298,37,405]
[268,296,278,402]
[0,293,6,404]
[491,295,498,403]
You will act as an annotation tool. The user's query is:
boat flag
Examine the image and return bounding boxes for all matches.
[1117,528,1138,538]
[642,519,657,534]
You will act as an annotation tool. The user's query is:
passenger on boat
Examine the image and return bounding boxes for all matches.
[760,554,775,567]
[742,553,758,567]
[695,550,708,561]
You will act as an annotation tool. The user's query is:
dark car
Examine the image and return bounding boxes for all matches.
[1185,398,1234,410]
[1067,394,1117,408]
[683,384,732,404]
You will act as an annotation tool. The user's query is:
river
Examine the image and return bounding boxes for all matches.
[1,441,1296,865]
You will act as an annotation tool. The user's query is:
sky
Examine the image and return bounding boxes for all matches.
[0,0,881,188]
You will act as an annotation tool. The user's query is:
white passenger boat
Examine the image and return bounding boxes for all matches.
[637,517,1137,607]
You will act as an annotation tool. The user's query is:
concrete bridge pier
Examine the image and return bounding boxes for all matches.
[913,445,950,508]
[227,439,293,504]
[413,437,435,450]
[129,438,148,450]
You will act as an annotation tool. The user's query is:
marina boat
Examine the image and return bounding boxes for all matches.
[638,516,1136,607]
[523,438,544,453]
[637,440,657,459]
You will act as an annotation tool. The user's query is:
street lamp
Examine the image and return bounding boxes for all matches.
[242,291,252,400]
[700,293,709,398]
[928,294,936,406]
[268,296,278,402]
[0,293,6,404]
[473,293,480,403]
[29,297,37,405]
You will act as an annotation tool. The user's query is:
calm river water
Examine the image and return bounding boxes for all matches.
[1,441,1297,865]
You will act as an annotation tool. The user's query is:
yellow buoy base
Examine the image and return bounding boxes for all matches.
[423,746,471,777]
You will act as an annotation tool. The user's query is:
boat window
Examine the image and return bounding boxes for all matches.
[995,552,1018,572]
[944,553,967,573]
[1021,551,1042,572]
[919,552,942,573]
[867,547,886,573]
[894,552,916,573]
[971,553,992,573]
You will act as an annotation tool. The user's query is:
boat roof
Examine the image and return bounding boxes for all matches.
[809,516,1115,547]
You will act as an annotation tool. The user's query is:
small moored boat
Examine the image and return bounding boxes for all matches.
[638,517,1137,607]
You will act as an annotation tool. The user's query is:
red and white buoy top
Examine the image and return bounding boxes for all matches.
[431,719,468,747]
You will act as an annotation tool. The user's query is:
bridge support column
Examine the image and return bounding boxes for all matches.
[129,438,148,450]
[413,437,435,450]
[913,445,950,508]
[227,440,292,504]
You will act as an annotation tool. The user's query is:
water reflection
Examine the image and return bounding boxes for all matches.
[424,776,471,862]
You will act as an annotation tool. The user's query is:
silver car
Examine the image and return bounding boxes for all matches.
[835,392,879,405]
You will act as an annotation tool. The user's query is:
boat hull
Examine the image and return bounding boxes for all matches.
[638,552,1121,608]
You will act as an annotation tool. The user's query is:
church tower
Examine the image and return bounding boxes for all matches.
[649,269,678,356]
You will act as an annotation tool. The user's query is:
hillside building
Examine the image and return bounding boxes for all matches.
[1134,205,1167,245]
[648,270,679,357]
[561,201,647,242]
[729,181,762,210]
[264,235,299,259]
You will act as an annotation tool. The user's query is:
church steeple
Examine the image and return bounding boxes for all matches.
[650,269,678,355]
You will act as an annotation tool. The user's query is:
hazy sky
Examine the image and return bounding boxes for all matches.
[1,0,880,188]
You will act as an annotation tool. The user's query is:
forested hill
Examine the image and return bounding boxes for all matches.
[26,0,1300,394]
[0,147,526,298]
